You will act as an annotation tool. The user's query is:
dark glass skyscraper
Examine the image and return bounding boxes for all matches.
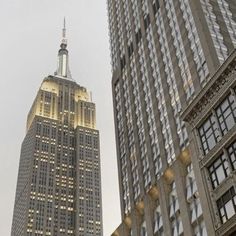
[11,22,103,236]
[108,0,236,235]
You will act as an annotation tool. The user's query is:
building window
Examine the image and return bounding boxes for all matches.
[198,114,220,154]
[169,182,180,218]
[141,221,147,236]
[186,164,198,200]
[217,187,236,224]
[208,154,230,189]
[36,123,41,135]
[190,198,203,223]
[193,220,207,236]
[154,205,163,234]
[227,140,236,170]
[186,165,203,224]
[169,182,183,235]
[216,94,236,135]
[198,93,236,155]
[152,0,160,15]
[171,215,183,236]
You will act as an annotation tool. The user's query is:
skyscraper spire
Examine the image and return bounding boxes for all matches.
[61,17,67,46]
[12,19,103,236]
[55,18,72,79]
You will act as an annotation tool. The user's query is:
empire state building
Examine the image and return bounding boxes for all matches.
[11,21,103,236]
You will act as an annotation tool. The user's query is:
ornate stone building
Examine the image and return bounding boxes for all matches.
[107,0,236,235]
[182,50,236,236]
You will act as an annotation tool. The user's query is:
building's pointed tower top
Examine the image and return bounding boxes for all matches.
[61,17,67,47]
[55,18,72,79]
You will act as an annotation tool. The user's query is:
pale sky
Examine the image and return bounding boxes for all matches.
[0,0,121,235]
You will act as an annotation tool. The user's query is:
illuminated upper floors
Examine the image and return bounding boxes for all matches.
[11,116,103,236]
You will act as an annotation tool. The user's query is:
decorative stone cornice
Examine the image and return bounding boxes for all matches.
[181,49,236,127]
[216,214,236,235]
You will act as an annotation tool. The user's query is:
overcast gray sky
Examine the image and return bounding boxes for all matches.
[0,0,120,235]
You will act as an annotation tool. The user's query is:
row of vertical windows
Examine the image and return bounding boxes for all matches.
[165,0,195,100]
[200,0,228,64]
[186,164,205,231]
[217,0,236,48]
[155,10,176,163]
[115,79,131,214]
[163,0,191,151]
[123,66,142,201]
[157,6,190,155]
[39,91,58,119]
[179,0,209,85]
[131,45,149,192]
[146,27,163,178]
[169,182,183,236]
[138,41,153,190]
[199,92,236,154]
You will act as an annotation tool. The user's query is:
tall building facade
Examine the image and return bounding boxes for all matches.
[107,0,236,235]
[11,22,103,236]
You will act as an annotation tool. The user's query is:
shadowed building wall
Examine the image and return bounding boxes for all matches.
[107,0,236,235]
